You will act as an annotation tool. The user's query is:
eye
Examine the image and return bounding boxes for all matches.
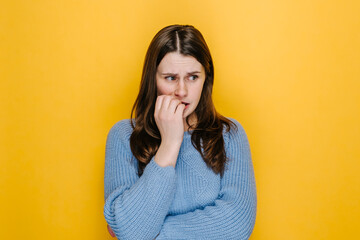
[165,76,176,81]
[189,75,199,81]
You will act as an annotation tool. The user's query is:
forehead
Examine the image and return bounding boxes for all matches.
[157,52,204,73]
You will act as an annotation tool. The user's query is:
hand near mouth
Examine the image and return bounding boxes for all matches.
[154,95,186,168]
[181,101,190,111]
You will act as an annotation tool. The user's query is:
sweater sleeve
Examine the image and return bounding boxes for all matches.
[103,120,177,240]
[156,120,257,240]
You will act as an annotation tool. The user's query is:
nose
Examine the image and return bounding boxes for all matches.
[174,79,187,98]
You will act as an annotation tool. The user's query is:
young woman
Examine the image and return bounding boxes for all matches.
[104,25,257,239]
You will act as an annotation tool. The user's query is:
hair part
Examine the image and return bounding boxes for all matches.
[130,24,236,176]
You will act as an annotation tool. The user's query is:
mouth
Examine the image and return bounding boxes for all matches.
[181,101,190,109]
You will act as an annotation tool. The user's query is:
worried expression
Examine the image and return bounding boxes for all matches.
[156,52,206,121]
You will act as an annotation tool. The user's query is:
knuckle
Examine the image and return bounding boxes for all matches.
[171,98,180,104]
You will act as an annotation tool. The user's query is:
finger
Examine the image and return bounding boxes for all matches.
[154,95,164,116]
[161,95,172,110]
[175,102,186,117]
[168,98,182,113]
[154,95,165,119]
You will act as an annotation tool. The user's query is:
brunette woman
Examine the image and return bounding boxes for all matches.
[104,24,257,239]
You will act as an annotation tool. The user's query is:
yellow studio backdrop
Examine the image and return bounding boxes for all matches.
[1,0,359,239]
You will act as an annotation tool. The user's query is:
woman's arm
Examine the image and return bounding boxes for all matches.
[155,120,257,240]
[104,96,185,239]
[103,120,177,240]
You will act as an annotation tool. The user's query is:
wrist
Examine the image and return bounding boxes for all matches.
[154,142,181,168]
[160,137,183,149]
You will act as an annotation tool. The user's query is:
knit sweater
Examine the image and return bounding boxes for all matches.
[103,118,257,240]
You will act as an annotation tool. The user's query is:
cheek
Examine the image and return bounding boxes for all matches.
[157,82,173,96]
[194,84,205,101]
[156,87,163,96]
[156,86,167,96]
[156,79,163,96]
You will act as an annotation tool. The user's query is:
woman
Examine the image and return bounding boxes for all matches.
[104,24,257,239]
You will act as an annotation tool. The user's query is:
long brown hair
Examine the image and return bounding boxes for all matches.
[130,24,235,176]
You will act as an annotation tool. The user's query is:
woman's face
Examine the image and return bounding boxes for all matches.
[156,52,206,120]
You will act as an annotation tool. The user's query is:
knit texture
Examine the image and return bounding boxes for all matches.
[103,118,257,240]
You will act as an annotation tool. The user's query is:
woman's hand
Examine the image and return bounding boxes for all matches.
[154,95,185,144]
[154,95,185,168]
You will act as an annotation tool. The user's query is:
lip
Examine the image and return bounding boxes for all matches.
[181,101,190,109]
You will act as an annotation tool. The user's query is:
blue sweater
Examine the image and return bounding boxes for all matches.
[103,118,257,240]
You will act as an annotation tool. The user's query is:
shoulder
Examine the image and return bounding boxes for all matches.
[106,119,134,146]
[222,117,250,148]
[223,117,247,136]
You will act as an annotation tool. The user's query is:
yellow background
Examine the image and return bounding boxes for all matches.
[1,0,359,239]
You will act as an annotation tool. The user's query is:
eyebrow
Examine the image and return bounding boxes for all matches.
[160,71,201,75]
